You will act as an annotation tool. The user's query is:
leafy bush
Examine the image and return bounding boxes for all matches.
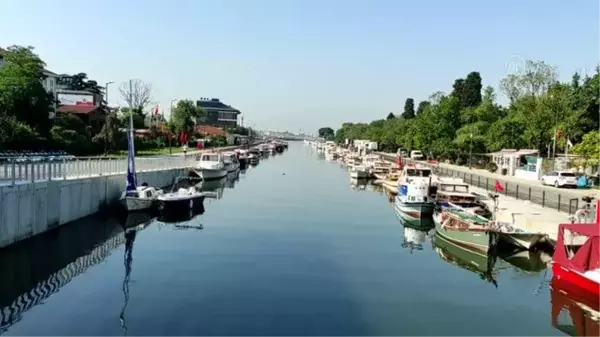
[487,162,498,172]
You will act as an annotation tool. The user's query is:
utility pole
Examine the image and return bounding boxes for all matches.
[103,81,114,155]
[169,99,177,155]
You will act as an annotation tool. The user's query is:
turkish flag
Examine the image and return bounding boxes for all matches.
[494,180,504,193]
[153,105,159,115]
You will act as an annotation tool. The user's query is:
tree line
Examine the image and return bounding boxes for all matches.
[0,45,253,155]
[332,60,599,170]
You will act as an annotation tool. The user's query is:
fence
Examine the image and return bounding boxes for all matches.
[432,166,582,214]
[0,155,197,186]
[378,153,591,215]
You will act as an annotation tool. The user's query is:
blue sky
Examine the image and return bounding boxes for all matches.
[1,0,598,133]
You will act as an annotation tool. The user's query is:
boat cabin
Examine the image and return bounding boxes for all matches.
[403,165,432,178]
[437,182,477,205]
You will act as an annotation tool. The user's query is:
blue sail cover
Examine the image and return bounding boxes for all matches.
[125,131,137,192]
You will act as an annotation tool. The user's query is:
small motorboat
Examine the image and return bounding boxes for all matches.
[120,183,163,212]
[193,152,227,180]
[158,184,205,217]
[236,149,249,169]
[350,165,369,179]
[223,151,241,173]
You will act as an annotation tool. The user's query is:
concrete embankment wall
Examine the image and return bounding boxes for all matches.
[0,168,184,248]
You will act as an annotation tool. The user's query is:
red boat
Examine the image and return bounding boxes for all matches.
[550,276,599,336]
[551,199,600,299]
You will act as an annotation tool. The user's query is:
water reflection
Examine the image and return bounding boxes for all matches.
[550,277,599,336]
[119,221,149,335]
[350,178,368,191]
[399,217,435,253]
[225,171,240,188]
[0,213,152,334]
[433,232,499,288]
[197,177,226,200]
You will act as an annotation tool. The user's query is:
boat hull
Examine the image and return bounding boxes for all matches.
[159,195,205,219]
[350,170,368,179]
[225,162,240,173]
[499,232,547,250]
[394,198,434,220]
[552,263,600,299]
[120,197,154,212]
[194,168,227,181]
[434,218,491,254]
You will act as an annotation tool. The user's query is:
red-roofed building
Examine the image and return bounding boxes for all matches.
[195,124,229,137]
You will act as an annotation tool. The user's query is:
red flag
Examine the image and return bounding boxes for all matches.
[494,180,504,193]
[153,105,159,116]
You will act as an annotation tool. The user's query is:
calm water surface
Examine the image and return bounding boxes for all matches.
[0,142,565,335]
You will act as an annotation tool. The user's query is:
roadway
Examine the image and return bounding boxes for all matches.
[378,152,596,214]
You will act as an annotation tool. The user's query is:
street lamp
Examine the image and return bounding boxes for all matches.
[168,99,178,154]
[103,81,114,155]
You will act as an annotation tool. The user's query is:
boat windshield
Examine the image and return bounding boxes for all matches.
[406,168,432,177]
[439,184,469,192]
[202,154,220,162]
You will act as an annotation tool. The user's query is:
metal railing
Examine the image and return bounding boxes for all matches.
[378,153,594,215]
[0,155,197,186]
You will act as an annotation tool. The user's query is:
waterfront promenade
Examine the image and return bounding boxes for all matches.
[378,152,597,214]
[0,145,242,186]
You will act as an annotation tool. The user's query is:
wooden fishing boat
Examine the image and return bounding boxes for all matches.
[434,207,498,254]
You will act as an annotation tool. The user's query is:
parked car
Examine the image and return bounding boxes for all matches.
[540,171,579,188]
[410,150,424,160]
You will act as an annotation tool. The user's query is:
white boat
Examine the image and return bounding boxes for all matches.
[120,185,164,211]
[235,149,249,168]
[118,107,162,212]
[394,164,435,220]
[194,153,227,180]
[248,150,260,165]
[158,184,205,217]
[223,151,241,173]
[350,165,369,179]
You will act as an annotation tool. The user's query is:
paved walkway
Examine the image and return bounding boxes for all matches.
[378,152,597,214]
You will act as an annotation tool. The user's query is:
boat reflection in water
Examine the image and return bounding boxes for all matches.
[225,171,240,189]
[197,177,226,201]
[433,231,499,288]
[350,178,368,191]
[0,213,152,335]
[550,276,599,336]
[399,216,435,253]
[498,247,552,273]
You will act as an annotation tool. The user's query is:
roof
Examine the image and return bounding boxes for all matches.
[194,124,229,137]
[488,149,538,157]
[554,223,599,273]
[58,105,100,115]
[196,98,240,113]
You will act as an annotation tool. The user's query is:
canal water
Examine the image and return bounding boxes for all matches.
[0,142,565,335]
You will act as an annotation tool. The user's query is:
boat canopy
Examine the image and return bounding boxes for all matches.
[554,223,600,274]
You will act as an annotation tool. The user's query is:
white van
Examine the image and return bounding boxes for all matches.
[410,150,424,160]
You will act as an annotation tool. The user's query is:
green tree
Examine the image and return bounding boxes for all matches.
[571,131,600,170]
[386,112,395,120]
[416,101,430,115]
[119,107,146,129]
[170,99,204,136]
[0,45,53,136]
[318,127,335,138]
[464,71,483,108]
[92,109,122,153]
[402,98,415,119]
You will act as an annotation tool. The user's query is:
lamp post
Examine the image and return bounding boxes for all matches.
[103,81,114,155]
[469,133,473,169]
[169,99,178,154]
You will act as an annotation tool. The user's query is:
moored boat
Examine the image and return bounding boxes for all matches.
[551,222,599,300]
[349,165,369,179]
[118,108,162,212]
[433,207,498,254]
[394,164,435,220]
[222,151,241,173]
[157,181,206,219]
[193,153,228,180]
